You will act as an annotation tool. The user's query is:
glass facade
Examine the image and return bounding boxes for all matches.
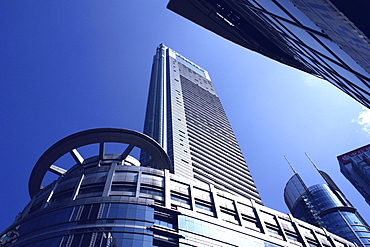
[178,216,280,247]
[338,144,370,206]
[3,203,154,247]
[0,152,168,247]
[284,175,370,246]
[0,129,355,246]
[142,44,262,203]
[167,0,370,107]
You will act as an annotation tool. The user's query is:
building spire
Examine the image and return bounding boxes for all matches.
[284,155,297,174]
[305,152,320,171]
[305,153,349,205]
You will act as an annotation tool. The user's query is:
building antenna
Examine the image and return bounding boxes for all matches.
[284,155,297,174]
[305,153,349,204]
[305,152,320,171]
[284,155,310,193]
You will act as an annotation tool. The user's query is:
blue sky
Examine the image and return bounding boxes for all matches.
[1,1,369,231]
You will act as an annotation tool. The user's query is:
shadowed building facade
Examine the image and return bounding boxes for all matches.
[338,144,370,206]
[167,0,370,107]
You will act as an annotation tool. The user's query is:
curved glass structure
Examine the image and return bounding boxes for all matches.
[284,177,370,246]
[0,129,356,247]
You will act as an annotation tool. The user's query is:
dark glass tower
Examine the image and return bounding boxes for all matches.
[167,0,370,107]
[142,43,262,204]
[338,144,370,206]
[284,166,370,246]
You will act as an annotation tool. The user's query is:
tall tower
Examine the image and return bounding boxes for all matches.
[142,43,262,204]
[338,144,370,206]
[0,46,357,247]
[284,162,370,246]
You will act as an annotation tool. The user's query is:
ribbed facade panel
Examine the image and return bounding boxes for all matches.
[142,44,262,204]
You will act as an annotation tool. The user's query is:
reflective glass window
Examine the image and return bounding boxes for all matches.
[221,211,238,224]
[278,217,295,232]
[193,187,212,202]
[71,233,83,246]
[170,180,189,195]
[218,196,234,210]
[100,204,110,218]
[81,172,107,185]
[266,225,283,240]
[126,204,138,219]
[286,233,301,246]
[171,194,190,205]
[81,233,93,246]
[154,210,176,229]
[278,21,338,61]
[176,54,206,77]
[178,216,281,247]
[108,204,119,218]
[76,204,101,220]
[80,205,91,220]
[90,204,100,219]
[323,59,368,93]
[141,173,164,187]
[316,35,370,76]
[111,184,136,192]
[237,203,255,217]
[309,184,344,211]
[195,202,213,214]
[78,184,104,196]
[70,206,79,221]
[260,211,276,225]
[113,171,138,183]
[140,188,163,197]
[275,0,322,31]
[110,182,136,196]
[249,0,294,22]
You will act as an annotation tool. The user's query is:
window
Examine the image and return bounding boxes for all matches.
[110,182,136,196]
[195,200,214,216]
[171,194,190,205]
[78,204,101,220]
[241,214,261,232]
[79,185,104,195]
[140,188,163,197]
[154,211,176,229]
[266,224,283,240]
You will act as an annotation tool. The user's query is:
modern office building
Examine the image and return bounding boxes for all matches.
[338,144,370,206]
[284,163,370,246]
[0,45,358,247]
[167,0,370,107]
[142,43,262,203]
[0,129,357,247]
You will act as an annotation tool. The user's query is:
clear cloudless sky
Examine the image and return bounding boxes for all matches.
[1,1,369,231]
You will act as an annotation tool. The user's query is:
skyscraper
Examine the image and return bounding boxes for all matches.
[167,0,370,107]
[284,163,370,246]
[142,43,262,203]
[338,144,370,206]
[0,45,356,247]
